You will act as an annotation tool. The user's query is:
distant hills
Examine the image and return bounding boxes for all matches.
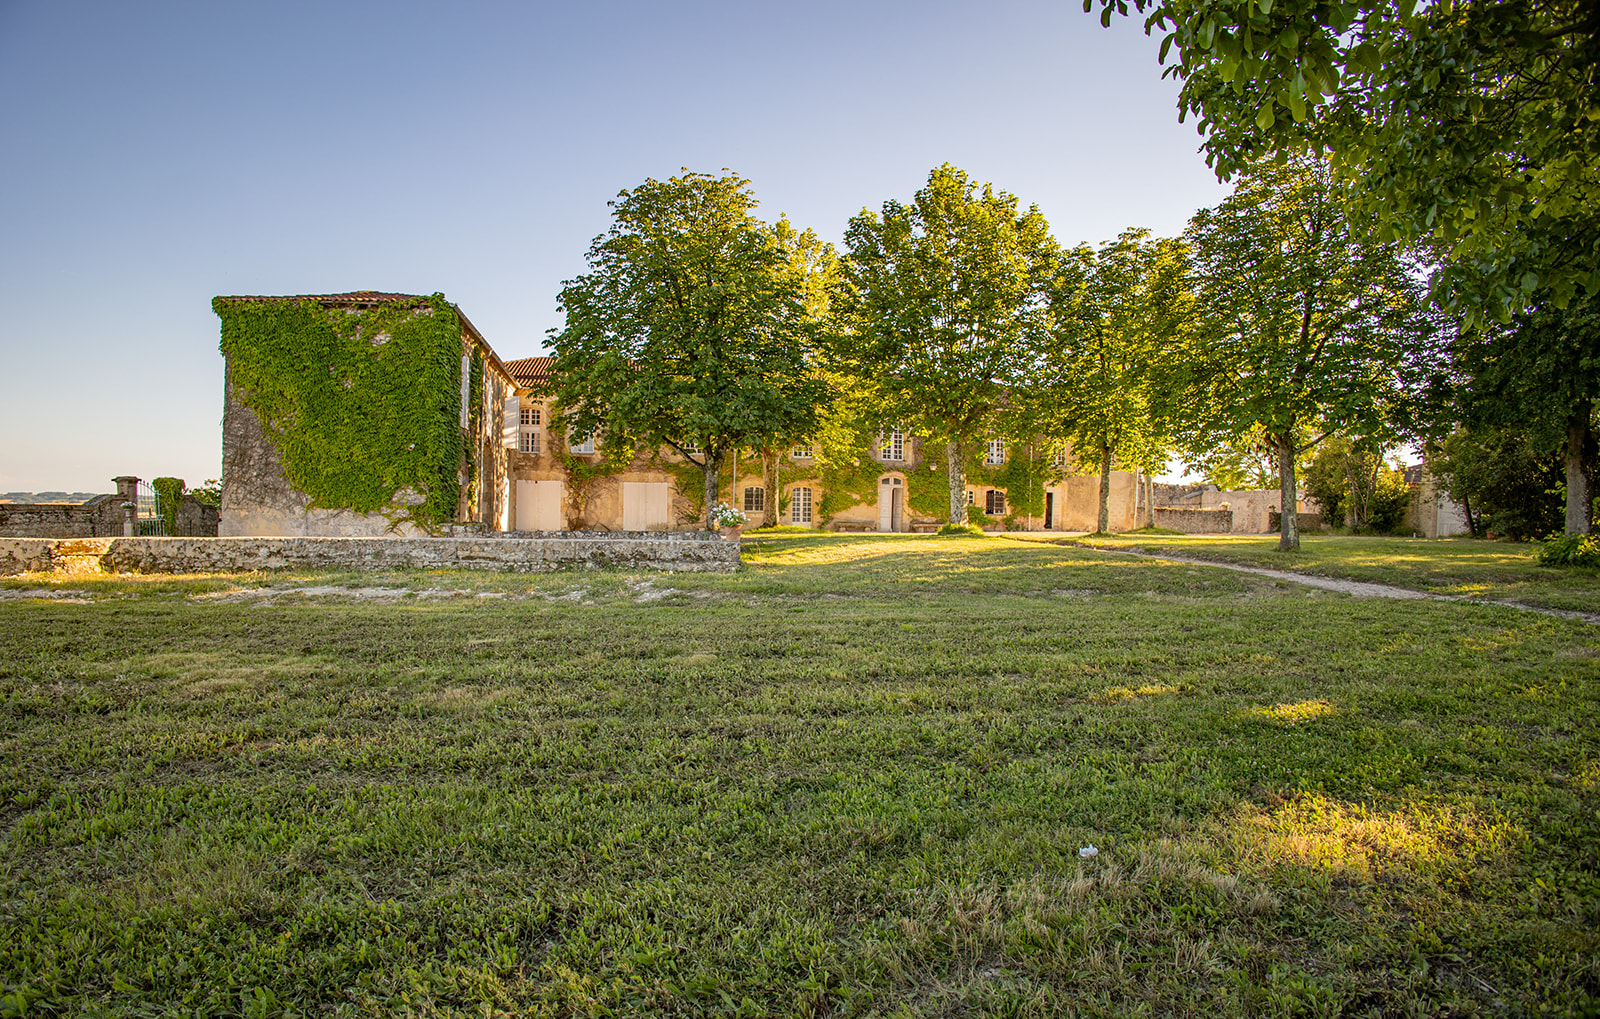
[0,492,101,504]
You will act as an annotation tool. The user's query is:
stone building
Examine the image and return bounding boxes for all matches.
[215,292,517,537]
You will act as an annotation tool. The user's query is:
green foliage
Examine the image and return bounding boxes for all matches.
[1302,438,1410,533]
[150,477,184,535]
[833,164,1059,524]
[1538,532,1600,567]
[187,479,221,507]
[1086,0,1600,321]
[544,170,834,528]
[1428,427,1565,541]
[214,295,465,531]
[935,522,986,536]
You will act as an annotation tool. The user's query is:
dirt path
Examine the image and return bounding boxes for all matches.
[1091,546,1600,626]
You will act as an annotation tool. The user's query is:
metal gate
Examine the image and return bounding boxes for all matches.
[135,480,168,536]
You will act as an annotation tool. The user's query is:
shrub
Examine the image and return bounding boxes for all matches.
[1537,533,1600,567]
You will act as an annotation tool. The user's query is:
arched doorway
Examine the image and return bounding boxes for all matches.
[878,475,906,532]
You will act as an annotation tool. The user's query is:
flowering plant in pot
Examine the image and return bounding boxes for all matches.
[709,502,747,538]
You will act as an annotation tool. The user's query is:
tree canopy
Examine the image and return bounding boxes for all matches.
[1087,0,1599,322]
[831,164,1058,526]
[542,171,833,528]
[1177,154,1430,549]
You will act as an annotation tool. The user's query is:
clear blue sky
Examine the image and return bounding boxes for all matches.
[0,0,1230,493]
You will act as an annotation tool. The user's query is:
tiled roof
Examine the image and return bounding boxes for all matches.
[506,356,555,387]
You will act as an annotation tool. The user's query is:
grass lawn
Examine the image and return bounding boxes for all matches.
[1040,532,1600,616]
[1,533,1597,1016]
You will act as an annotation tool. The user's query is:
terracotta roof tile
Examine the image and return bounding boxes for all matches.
[506,356,555,387]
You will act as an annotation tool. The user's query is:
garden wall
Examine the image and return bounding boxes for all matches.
[1153,508,1233,533]
[0,533,740,576]
[1267,511,1324,534]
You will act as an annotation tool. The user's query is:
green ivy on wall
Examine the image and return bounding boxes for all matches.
[150,477,185,535]
[214,294,465,532]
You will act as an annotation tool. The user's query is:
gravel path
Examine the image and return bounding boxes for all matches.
[1094,546,1600,626]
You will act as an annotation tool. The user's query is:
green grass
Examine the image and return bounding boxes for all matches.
[1036,532,1600,615]
[1,534,1597,1016]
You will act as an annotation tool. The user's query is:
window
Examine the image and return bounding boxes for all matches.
[791,443,814,460]
[791,486,813,524]
[568,431,595,454]
[967,490,975,505]
[519,432,541,454]
[1051,448,1066,468]
[986,490,1006,515]
[879,428,904,462]
[986,439,1006,466]
[521,407,541,428]
[680,440,701,457]
[743,486,765,513]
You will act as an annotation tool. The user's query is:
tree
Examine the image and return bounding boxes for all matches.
[1086,0,1600,322]
[832,164,1058,526]
[543,171,833,529]
[1032,230,1191,533]
[1428,425,1566,540]
[1177,154,1429,551]
[1450,295,1600,535]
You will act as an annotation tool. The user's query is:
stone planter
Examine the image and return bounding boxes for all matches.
[719,525,744,542]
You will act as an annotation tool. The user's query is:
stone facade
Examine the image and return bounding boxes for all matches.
[1154,508,1233,533]
[0,533,739,576]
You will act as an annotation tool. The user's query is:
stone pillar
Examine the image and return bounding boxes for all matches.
[113,476,139,537]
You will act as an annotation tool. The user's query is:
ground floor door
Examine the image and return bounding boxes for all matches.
[515,480,563,531]
[878,476,905,532]
[1045,491,1054,530]
[622,481,671,530]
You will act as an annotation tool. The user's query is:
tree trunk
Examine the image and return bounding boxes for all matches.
[946,440,966,526]
[1461,488,1479,539]
[1565,401,1593,535]
[761,448,779,528]
[702,446,723,530]
[1277,432,1300,552]
[1145,472,1155,528]
[1096,443,1113,534]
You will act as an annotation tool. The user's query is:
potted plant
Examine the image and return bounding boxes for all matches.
[709,502,748,541]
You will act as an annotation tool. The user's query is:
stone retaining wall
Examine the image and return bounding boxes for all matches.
[0,532,740,576]
[1153,508,1234,533]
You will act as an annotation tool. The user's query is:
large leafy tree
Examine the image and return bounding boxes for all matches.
[1449,295,1600,534]
[1033,230,1191,533]
[832,164,1058,526]
[1178,155,1430,550]
[1087,0,1599,322]
[544,171,833,529]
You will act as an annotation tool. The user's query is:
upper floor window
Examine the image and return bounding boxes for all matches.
[521,407,541,428]
[791,444,814,460]
[743,486,765,513]
[986,440,1006,466]
[879,428,904,462]
[569,431,595,455]
[1051,448,1066,468]
[680,440,702,457]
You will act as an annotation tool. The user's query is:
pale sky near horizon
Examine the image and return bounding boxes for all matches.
[0,0,1231,493]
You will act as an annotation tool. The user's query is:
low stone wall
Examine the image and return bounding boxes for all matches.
[1153,508,1233,533]
[0,532,740,576]
[1267,511,1324,534]
[0,496,122,537]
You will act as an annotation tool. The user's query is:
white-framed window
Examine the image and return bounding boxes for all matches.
[986,439,1006,466]
[521,407,541,428]
[743,486,764,513]
[986,490,1006,515]
[967,490,975,505]
[879,428,904,462]
[1051,448,1066,468]
[520,432,541,454]
[680,440,702,457]
[568,431,595,455]
[791,443,814,460]
[791,486,813,524]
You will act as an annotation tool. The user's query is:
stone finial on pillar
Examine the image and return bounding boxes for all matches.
[113,476,140,503]
[113,477,140,536]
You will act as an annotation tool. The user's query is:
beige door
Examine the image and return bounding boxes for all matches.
[515,480,563,531]
[623,482,671,530]
[879,476,905,532]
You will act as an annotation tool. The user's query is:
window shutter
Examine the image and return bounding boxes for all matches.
[503,394,520,449]
[459,355,471,429]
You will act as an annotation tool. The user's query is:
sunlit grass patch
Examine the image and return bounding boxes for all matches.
[1246,699,1338,725]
